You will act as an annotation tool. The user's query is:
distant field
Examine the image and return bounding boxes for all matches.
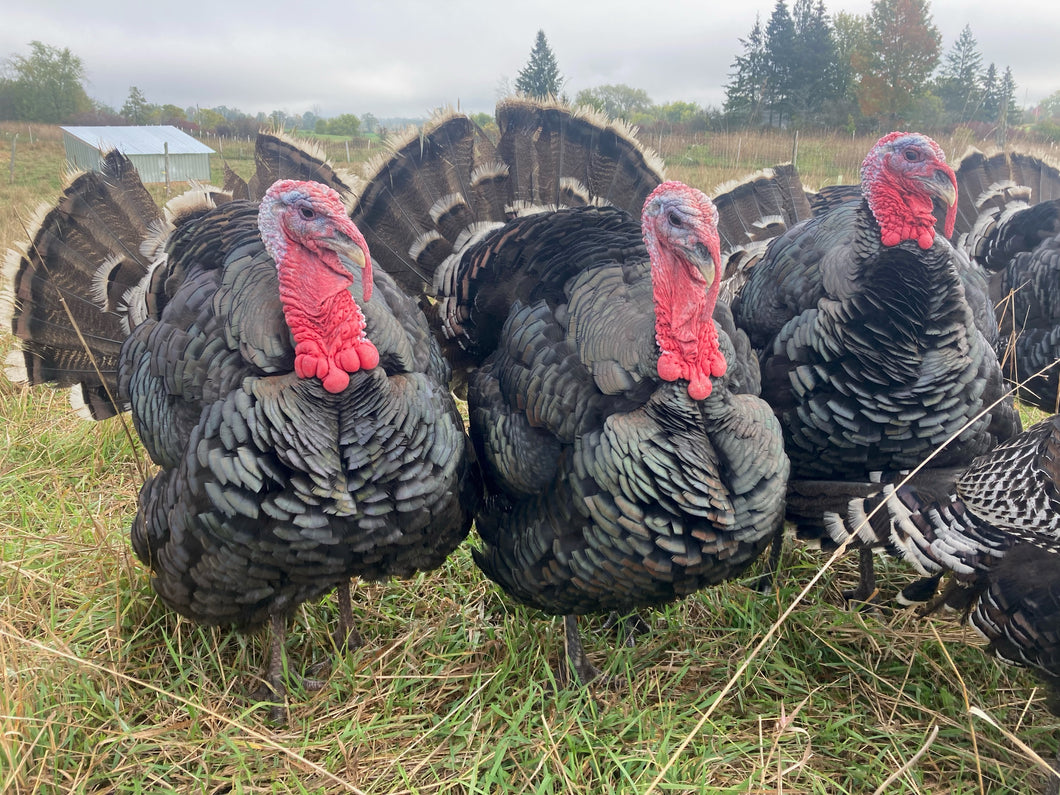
[1,119,1058,794]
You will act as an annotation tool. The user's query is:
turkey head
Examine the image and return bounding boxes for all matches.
[641,180,726,400]
[860,131,958,249]
[258,179,380,393]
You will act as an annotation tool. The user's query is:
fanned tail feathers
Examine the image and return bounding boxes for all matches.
[242,131,358,202]
[2,150,230,419]
[2,150,162,418]
[349,97,667,298]
[712,163,813,300]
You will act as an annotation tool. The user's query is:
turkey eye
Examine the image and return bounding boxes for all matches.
[904,149,920,162]
[299,207,315,219]
[668,211,683,227]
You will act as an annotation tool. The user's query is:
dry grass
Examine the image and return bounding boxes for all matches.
[1,121,1059,794]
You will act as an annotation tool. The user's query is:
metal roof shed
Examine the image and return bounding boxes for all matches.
[60,125,215,183]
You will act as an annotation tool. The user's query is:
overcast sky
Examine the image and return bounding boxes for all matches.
[2,0,1057,121]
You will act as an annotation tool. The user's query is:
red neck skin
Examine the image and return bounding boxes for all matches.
[865,152,957,250]
[868,174,938,249]
[277,248,380,393]
[651,247,725,400]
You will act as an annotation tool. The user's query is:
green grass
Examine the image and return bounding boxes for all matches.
[2,122,1059,793]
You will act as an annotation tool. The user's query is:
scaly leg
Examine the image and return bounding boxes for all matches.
[1044,745,1060,795]
[335,580,363,652]
[562,614,602,685]
[259,611,290,724]
[843,547,879,605]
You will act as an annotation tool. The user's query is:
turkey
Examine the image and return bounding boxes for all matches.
[730,131,1022,602]
[946,149,1060,413]
[822,414,1060,793]
[348,98,790,685]
[803,149,1060,413]
[2,146,478,721]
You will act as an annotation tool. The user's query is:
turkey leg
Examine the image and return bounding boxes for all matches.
[563,614,603,685]
[334,580,363,652]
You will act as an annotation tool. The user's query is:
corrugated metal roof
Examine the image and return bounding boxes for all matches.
[59,125,215,155]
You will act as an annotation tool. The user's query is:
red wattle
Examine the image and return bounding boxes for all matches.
[279,252,378,393]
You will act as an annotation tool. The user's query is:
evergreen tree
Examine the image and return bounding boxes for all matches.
[999,66,1021,126]
[121,86,153,124]
[980,62,1000,122]
[790,0,843,123]
[724,15,768,125]
[515,30,564,99]
[832,11,867,122]
[936,25,983,122]
[764,0,796,127]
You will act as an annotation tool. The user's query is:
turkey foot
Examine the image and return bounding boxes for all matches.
[600,611,651,648]
[249,612,331,724]
[749,531,785,593]
[1043,746,1060,795]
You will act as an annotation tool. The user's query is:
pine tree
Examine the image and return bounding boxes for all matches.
[832,11,867,120]
[764,0,796,127]
[936,25,983,122]
[121,86,152,124]
[790,0,843,124]
[980,62,1000,122]
[724,15,769,125]
[515,30,564,100]
[999,66,1021,126]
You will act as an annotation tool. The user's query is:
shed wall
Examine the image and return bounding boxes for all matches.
[60,127,213,183]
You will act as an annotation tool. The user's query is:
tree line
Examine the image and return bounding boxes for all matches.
[721,0,1024,136]
[3,5,1060,144]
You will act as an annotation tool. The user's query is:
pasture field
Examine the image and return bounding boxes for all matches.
[0,120,1057,793]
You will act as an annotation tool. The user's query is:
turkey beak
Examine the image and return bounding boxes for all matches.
[326,224,374,302]
[326,232,367,269]
[689,242,717,286]
[932,166,958,239]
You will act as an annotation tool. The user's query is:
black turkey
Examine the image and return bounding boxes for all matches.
[2,147,478,720]
[946,150,1060,412]
[730,131,1022,601]
[822,413,1060,793]
[350,98,790,684]
[802,148,1060,413]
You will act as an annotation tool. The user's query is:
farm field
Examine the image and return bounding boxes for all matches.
[1,119,1058,794]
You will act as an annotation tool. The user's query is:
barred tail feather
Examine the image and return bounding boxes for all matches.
[2,151,162,419]
[350,98,666,299]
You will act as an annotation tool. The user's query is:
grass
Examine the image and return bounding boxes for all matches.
[1,121,1059,793]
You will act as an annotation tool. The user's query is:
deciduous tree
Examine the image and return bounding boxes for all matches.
[851,0,941,128]
[2,41,91,122]
[573,84,652,120]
